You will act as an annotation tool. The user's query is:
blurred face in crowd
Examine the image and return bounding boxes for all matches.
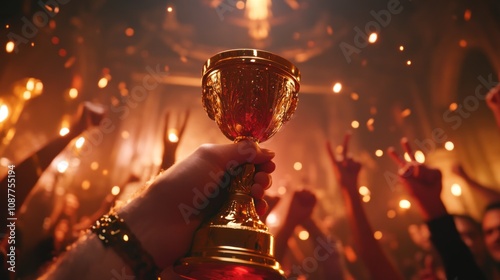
[483,208,500,262]
[454,216,487,266]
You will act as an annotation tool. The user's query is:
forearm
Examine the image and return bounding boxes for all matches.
[463,177,500,202]
[427,215,486,280]
[301,219,345,280]
[341,187,402,280]
[275,221,298,262]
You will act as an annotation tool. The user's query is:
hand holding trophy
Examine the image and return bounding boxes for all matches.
[175,49,300,280]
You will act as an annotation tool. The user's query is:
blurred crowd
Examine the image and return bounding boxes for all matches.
[0,83,499,280]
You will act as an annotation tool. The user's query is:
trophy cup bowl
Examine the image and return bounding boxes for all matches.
[174,49,300,280]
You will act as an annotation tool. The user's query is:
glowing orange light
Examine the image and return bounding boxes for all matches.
[167,129,178,142]
[401,108,411,117]
[5,41,14,53]
[387,210,396,218]
[449,103,458,111]
[90,162,99,170]
[68,88,78,99]
[459,40,467,48]
[367,118,375,131]
[368,33,378,43]
[444,141,454,151]
[236,1,245,9]
[406,60,412,66]
[464,9,471,21]
[332,82,342,93]
[59,127,70,136]
[125,28,134,37]
[399,45,404,51]
[293,162,302,171]
[351,120,359,129]
[266,213,278,225]
[22,91,31,100]
[277,186,287,195]
[167,6,173,12]
[399,199,411,209]
[81,180,90,190]
[111,186,121,195]
[0,104,9,122]
[359,186,370,196]
[327,26,333,35]
[375,149,383,157]
[57,160,69,173]
[298,230,309,240]
[415,150,425,163]
[58,48,67,57]
[451,183,462,196]
[404,152,412,162]
[98,77,108,88]
[351,92,359,100]
[75,137,85,149]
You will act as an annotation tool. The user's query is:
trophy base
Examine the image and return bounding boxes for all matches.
[174,225,285,280]
[175,257,284,280]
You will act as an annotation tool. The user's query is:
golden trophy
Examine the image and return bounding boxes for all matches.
[174,49,300,279]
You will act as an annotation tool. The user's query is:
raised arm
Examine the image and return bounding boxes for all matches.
[327,133,403,280]
[39,141,276,280]
[453,163,500,204]
[388,138,486,280]
[275,190,316,262]
[0,102,104,234]
[301,218,345,280]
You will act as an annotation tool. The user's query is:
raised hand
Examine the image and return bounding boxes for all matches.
[329,133,404,280]
[326,132,361,189]
[387,138,446,220]
[486,83,500,129]
[287,190,317,224]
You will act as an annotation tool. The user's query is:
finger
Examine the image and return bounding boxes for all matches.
[254,172,272,190]
[401,137,416,162]
[387,146,406,167]
[326,141,339,166]
[198,141,275,167]
[254,198,268,217]
[342,132,351,160]
[251,184,265,199]
[255,161,276,173]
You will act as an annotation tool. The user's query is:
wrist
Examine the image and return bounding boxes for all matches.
[301,218,315,230]
[419,199,448,221]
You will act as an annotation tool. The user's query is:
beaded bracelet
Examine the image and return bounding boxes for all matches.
[91,213,161,280]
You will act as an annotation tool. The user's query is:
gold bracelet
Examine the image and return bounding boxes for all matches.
[91,213,161,280]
